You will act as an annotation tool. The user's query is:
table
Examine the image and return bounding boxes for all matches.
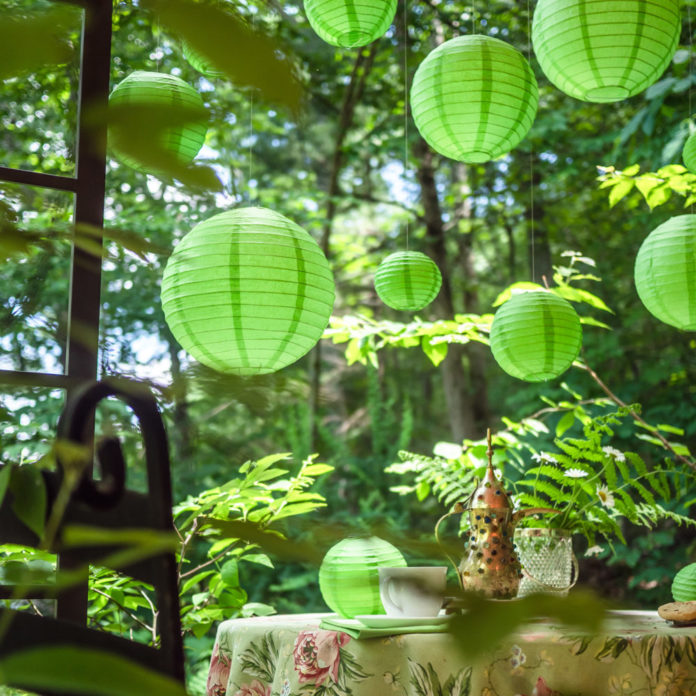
[207,611,696,696]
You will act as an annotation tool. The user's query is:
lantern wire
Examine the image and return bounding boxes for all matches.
[690,0,694,214]
[248,8,255,201]
[527,0,536,284]
[471,0,476,34]
[403,0,409,250]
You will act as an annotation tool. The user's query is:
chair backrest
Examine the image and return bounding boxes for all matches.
[0,379,184,685]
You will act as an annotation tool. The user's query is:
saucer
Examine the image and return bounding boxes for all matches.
[354,614,451,629]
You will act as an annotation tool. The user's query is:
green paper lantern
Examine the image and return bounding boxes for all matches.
[672,563,696,602]
[304,0,397,48]
[374,251,442,311]
[410,35,538,164]
[532,0,681,103]
[683,131,696,173]
[490,290,582,382]
[182,42,224,79]
[634,214,696,331]
[161,207,335,375]
[108,71,208,171]
[319,537,406,618]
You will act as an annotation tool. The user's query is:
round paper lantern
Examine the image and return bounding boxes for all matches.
[672,563,696,602]
[304,0,397,48]
[532,0,681,103]
[319,537,406,618]
[634,215,696,331]
[182,42,224,79]
[490,290,582,382]
[108,71,208,171]
[374,251,442,311]
[161,207,335,375]
[410,35,538,164]
[683,132,696,173]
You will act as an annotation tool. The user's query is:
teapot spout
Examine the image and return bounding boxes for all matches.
[512,507,560,526]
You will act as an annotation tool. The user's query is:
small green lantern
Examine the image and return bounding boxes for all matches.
[319,537,406,618]
[490,290,582,382]
[108,71,208,171]
[683,131,696,173]
[304,0,397,48]
[634,215,696,331]
[410,35,538,164]
[161,207,335,375]
[673,563,696,602]
[532,0,681,103]
[374,251,442,311]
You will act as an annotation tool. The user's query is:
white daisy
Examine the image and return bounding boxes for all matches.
[585,545,604,557]
[532,452,558,465]
[602,446,626,463]
[596,485,615,508]
[565,468,589,479]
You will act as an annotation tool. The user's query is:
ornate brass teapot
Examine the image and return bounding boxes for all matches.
[436,431,558,599]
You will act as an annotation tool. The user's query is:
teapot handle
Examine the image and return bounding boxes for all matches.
[434,503,468,590]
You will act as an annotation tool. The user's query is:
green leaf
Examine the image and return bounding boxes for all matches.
[10,466,46,539]
[221,559,239,587]
[579,316,612,330]
[622,164,641,176]
[301,463,334,476]
[0,646,187,696]
[646,183,672,210]
[0,466,12,511]
[142,0,302,112]
[635,176,662,201]
[421,336,448,366]
[556,411,575,437]
[492,282,543,308]
[240,553,274,568]
[551,286,614,313]
[609,178,634,207]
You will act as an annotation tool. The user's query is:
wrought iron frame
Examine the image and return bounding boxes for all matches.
[0,0,185,684]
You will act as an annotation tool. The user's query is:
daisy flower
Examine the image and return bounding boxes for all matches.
[585,545,604,557]
[565,468,589,479]
[532,452,558,465]
[602,446,626,462]
[596,484,615,508]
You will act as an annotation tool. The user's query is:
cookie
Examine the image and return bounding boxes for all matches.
[658,601,696,624]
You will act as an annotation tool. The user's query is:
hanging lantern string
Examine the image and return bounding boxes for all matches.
[471,0,476,34]
[527,0,535,283]
[403,0,409,250]
[689,0,693,214]
[248,9,255,200]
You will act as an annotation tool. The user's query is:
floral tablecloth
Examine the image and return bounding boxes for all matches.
[207,611,696,696]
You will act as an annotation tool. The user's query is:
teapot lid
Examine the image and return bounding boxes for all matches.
[469,429,512,509]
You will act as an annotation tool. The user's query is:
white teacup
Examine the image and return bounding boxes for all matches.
[378,566,447,618]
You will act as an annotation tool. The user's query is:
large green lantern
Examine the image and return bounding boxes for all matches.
[108,71,208,171]
[304,0,397,47]
[532,0,681,103]
[410,35,538,164]
[319,537,406,618]
[634,215,696,331]
[490,290,582,382]
[374,251,442,311]
[161,207,335,375]
[683,132,696,173]
[672,563,696,602]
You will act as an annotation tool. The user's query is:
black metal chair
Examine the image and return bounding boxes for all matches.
[0,379,184,687]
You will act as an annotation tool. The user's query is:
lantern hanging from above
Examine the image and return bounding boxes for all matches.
[532,0,681,103]
[304,0,397,48]
[489,290,582,382]
[683,131,696,173]
[161,207,335,376]
[672,563,696,602]
[108,71,208,171]
[318,537,406,618]
[410,35,538,164]
[182,42,225,79]
[634,214,696,331]
[374,251,442,311]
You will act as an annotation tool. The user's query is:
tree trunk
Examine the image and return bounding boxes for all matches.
[307,45,378,451]
[414,137,476,442]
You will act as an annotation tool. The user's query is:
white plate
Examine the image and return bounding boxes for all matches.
[354,614,451,629]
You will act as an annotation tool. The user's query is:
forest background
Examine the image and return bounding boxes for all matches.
[2,0,696,691]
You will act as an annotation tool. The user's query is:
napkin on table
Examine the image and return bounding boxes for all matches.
[318,614,450,640]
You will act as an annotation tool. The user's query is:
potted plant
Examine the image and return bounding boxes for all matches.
[388,399,696,595]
